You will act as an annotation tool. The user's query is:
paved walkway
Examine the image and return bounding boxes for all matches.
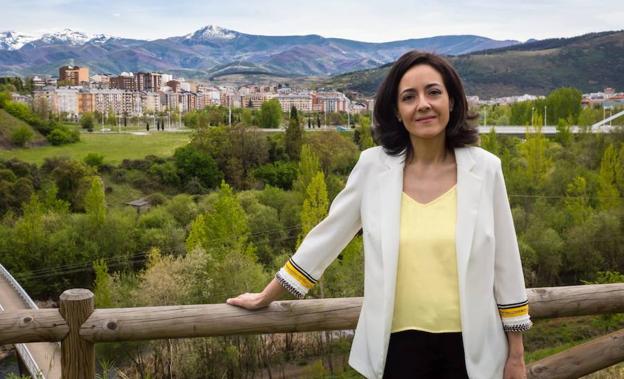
[0,275,61,379]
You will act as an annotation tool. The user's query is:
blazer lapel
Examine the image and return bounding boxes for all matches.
[454,147,483,288]
[379,152,404,322]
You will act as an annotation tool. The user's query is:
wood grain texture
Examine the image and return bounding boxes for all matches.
[527,328,624,379]
[80,297,363,342]
[528,283,624,319]
[59,289,95,379]
[0,308,67,344]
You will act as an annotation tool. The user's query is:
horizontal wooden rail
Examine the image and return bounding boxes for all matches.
[81,297,362,342]
[0,308,68,344]
[528,283,624,319]
[1,284,623,346]
[527,328,624,379]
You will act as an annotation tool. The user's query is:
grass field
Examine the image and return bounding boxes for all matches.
[0,131,192,165]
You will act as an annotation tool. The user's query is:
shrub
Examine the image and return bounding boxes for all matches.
[10,126,33,147]
[47,125,80,146]
[83,153,105,168]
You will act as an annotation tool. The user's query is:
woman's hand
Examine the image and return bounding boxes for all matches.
[226,278,287,310]
[226,292,270,310]
[503,355,526,379]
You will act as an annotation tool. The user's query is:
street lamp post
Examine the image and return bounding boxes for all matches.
[531,107,535,126]
[544,105,547,127]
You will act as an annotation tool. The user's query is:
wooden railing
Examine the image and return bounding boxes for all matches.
[0,284,623,379]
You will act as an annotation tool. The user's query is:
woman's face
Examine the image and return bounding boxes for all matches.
[396,64,453,142]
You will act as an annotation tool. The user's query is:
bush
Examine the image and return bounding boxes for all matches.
[83,153,105,168]
[47,125,80,146]
[10,126,34,147]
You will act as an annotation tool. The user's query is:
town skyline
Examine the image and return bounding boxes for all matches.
[2,0,623,43]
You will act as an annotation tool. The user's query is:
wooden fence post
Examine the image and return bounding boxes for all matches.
[59,288,95,379]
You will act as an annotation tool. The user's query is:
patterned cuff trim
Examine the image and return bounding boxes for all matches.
[283,258,317,289]
[275,272,305,299]
[503,320,533,333]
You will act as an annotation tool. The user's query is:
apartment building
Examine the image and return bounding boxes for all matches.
[56,88,80,116]
[313,91,351,113]
[59,65,89,86]
[110,73,136,91]
[135,72,162,92]
[277,92,313,112]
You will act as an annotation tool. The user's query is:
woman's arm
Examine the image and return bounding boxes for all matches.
[504,332,526,379]
[227,148,372,308]
[492,159,532,332]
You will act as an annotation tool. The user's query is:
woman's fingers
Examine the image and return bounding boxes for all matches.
[227,293,260,309]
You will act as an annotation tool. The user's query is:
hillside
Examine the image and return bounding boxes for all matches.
[0,109,46,149]
[323,30,624,98]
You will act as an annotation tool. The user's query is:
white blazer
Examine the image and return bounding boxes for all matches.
[276,146,532,379]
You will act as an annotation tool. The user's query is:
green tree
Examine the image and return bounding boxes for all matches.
[258,99,282,129]
[293,145,322,194]
[298,171,329,246]
[174,144,222,190]
[480,127,498,155]
[93,259,113,308]
[285,105,303,160]
[597,144,622,210]
[357,115,375,150]
[106,108,116,126]
[545,87,582,125]
[521,125,551,189]
[84,176,106,226]
[564,176,592,226]
[186,181,254,258]
[80,112,95,132]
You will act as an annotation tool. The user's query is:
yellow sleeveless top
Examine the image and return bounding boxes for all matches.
[391,185,462,333]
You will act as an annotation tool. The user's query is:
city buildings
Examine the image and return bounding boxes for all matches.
[25,64,372,119]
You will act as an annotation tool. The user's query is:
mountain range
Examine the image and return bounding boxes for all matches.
[0,25,520,78]
[325,30,624,98]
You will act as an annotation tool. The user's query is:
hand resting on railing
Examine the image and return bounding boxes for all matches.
[226,277,286,310]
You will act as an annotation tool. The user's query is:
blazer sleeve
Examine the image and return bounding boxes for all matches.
[275,150,367,298]
[493,160,533,332]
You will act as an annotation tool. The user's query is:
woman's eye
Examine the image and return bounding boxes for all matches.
[429,89,442,96]
[401,95,414,101]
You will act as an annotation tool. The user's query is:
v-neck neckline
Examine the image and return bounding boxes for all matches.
[402,184,457,207]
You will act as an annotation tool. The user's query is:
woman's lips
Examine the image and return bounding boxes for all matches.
[415,115,436,122]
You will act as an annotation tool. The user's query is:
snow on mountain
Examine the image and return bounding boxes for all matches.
[185,25,239,40]
[88,34,116,44]
[39,28,92,45]
[0,31,36,50]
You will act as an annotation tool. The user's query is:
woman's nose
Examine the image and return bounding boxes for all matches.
[417,97,431,112]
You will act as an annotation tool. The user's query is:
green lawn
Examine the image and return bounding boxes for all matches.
[0,131,192,165]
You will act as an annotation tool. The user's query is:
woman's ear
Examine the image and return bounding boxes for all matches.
[449,99,455,112]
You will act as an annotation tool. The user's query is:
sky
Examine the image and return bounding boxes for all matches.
[1,0,623,43]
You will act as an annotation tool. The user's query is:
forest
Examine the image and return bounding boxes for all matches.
[0,91,623,377]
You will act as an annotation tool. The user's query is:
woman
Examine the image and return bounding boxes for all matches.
[227,51,532,379]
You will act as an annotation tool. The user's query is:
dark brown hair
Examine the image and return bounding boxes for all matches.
[373,51,478,161]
